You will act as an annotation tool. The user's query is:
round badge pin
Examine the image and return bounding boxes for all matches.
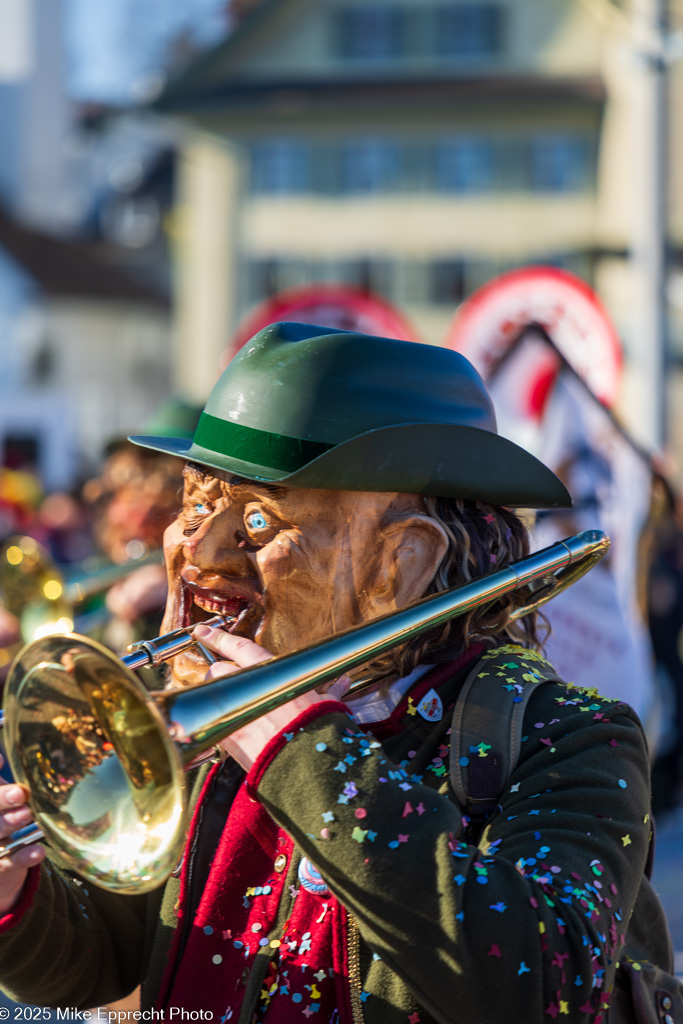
[298,857,330,896]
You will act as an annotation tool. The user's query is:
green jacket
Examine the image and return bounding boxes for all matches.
[0,645,651,1023]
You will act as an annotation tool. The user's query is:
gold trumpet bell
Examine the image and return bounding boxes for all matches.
[0,534,165,652]
[5,633,185,893]
[0,536,74,643]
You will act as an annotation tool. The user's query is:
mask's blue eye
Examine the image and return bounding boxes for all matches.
[246,511,268,532]
[194,502,211,515]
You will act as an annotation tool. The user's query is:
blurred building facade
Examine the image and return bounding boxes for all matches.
[0,207,171,491]
[0,0,173,490]
[0,0,76,233]
[4,0,683,487]
[154,0,683,475]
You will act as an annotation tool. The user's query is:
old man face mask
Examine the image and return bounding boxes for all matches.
[160,463,449,688]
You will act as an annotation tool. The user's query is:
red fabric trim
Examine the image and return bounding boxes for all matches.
[161,781,345,1020]
[0,865,40,934]
[246,700,348,797]
[155,761,222,1010]
[363,643,486,740]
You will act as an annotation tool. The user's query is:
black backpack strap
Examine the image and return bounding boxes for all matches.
[449,651,561,826]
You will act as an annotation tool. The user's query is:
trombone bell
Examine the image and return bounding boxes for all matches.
[4,632,185,893]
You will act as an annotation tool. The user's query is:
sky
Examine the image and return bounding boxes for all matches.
[65,0,231,103]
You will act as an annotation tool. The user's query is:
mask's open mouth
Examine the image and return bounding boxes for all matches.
[179,577,260,633]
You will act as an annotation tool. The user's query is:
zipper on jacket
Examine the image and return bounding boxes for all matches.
[175,795,206,963]
[347,916,366,1024]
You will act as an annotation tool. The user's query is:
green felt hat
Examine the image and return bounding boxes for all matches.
[129,322,571,508]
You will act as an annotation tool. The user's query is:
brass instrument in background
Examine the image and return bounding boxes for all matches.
[0,530,609,895]
[0,536,164,667]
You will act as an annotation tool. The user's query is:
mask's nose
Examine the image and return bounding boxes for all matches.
[182,506,252,578]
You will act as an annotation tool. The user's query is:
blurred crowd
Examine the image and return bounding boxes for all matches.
[0,396,202,689]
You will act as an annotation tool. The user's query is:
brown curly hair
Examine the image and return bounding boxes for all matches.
[366,497,548,685]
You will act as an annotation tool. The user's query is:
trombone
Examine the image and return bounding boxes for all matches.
[0,535,164,663]
[0,529,609,895]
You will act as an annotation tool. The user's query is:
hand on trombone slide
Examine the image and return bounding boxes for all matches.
[191,622,351,773]
[0,759,45,915]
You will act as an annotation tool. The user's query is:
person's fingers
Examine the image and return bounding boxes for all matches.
[0,805,34,836]
[0,786,32,840]
[0,786,29,815]
[0,842,45,916]
[0,782,41,890]
[0,844,45,870]
[204,661,240,681]
[192,624,273,668]
[325,674,352,702]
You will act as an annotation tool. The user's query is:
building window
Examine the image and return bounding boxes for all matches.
[246,259,311,302]
[435,137,495,192]
[338,258,393,296]
[250,139,310,194]
[342,138,400,193]
[334,6,405,59]
[430,260,467,305]
[248,133,594,197]
[530,134,592,192]
[429,253,592,308]
[434,4,504,58]
[245,258,394,305]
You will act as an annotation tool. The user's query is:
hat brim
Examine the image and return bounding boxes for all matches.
[129,423,571,509]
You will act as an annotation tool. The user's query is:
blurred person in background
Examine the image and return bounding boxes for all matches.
[84,444,185,567]
[0,610,19,688]
[33,490,94,566]
[646,478,683,815]
[0,470,44,686]
[0,400,201,693]
[82,397,202,669]
[0,468,43,544]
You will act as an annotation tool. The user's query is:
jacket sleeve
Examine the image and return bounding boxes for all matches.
[0,859,151,1009]
[251,688,651,1024]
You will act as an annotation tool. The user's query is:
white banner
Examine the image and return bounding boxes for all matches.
[496,367,656,730]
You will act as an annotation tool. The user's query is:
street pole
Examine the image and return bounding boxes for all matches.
[631,0,668,452]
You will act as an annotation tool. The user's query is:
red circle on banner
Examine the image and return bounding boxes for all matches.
[444,266,623,408]
[225,284,420,364]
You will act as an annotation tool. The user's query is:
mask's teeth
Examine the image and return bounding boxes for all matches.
[192,594,248,619]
